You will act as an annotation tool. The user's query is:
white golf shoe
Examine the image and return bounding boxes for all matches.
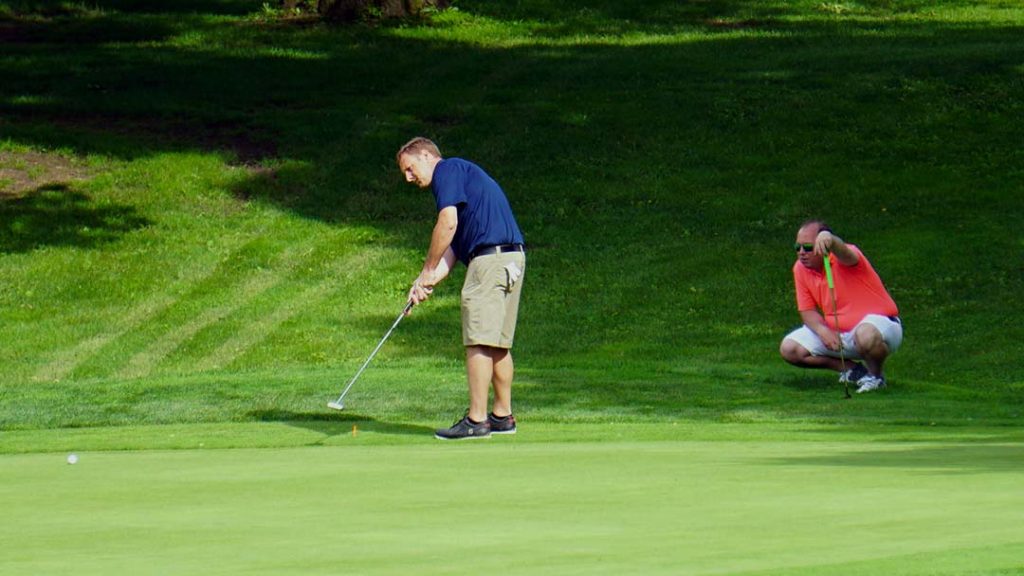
[856,374,887,393]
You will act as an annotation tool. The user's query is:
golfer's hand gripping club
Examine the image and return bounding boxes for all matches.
[408,282,434,308]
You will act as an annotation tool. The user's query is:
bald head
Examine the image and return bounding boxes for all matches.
[798,219,830,238]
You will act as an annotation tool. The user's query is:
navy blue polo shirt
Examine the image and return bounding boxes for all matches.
[431,158,524,265]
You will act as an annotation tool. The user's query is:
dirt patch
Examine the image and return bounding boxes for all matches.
[0,151,93,197]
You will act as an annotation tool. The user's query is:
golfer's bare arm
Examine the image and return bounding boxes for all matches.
[800,309,830,335]
[418,206,458,288]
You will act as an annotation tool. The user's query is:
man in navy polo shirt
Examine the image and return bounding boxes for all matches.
[396,137,526,440]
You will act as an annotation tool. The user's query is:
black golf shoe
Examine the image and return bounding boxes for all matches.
[488,413,517,435]
[435,415,491,440]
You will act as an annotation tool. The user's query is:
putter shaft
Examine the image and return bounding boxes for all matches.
[328,301,413,410]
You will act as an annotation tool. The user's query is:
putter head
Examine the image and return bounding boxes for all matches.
[327,401,345,411]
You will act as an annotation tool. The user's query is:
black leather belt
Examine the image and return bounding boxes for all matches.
[470,244,524,260]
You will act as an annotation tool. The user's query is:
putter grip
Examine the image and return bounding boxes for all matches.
[823,251,834,289]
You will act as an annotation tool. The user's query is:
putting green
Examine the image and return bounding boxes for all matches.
[2,430,1023,575]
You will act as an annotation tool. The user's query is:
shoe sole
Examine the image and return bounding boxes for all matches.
[490,429,516,435]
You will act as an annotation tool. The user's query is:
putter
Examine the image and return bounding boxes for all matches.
[327,301,414,411]
[823,253,852,399]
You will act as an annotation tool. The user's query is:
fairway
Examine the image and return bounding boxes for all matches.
[3,425,1023,576]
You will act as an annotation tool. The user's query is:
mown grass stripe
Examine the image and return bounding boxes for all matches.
[34,233,309,382]
[36,292,188,383]
[116,271,282,379]
[190,248,386,373]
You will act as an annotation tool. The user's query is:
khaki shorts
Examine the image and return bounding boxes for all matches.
[461,251,526,348]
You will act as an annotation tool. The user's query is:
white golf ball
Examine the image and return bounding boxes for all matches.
[67,454,78,465]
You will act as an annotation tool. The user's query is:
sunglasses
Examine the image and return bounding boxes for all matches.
[794,243,815,253]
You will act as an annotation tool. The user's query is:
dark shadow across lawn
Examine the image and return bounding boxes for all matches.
[0,184,152,253]
[1,10,1021,222]
[767,442,1024,474]
[1,0,257,17]
[0,12,1018,251]
[248,408,434,438]
[454,0,793,34]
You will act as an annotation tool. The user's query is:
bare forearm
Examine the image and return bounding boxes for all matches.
[800,309,832,337]
[421,247,455,286]
[417,207,457,288]
[423,216,455,274]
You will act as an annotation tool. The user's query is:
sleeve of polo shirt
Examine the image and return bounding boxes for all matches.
[794,265,818,312]
[433,162,467,212]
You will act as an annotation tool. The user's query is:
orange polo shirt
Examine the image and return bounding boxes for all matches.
[793,245,899,332]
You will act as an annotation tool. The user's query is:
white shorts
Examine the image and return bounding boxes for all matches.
[783,314,903,360]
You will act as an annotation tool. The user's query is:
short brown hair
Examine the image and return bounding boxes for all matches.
[396,137,442,164]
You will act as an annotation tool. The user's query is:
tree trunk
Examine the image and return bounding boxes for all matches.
[317,0,447,21]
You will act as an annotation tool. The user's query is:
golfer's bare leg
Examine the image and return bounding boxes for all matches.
[490,348,513,418]
[780,339,846,372]
[854,324,888,377]
[466,345,493,423]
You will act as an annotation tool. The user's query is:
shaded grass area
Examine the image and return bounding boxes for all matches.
[0,184,151,251]
[0,0,1022,435]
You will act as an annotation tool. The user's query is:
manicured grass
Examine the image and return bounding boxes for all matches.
[3,424,1024,575]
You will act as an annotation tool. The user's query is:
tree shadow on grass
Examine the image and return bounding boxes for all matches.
[4,8,1022,232]
[248,408,433,438]
[766,443,1024,475]
[1,0,257,19]
[457,0,791,35]
[0,184,152,253]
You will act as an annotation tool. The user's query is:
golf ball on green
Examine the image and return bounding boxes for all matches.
[67,454,78,465]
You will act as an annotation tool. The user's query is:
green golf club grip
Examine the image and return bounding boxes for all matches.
[823,250,834,289]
